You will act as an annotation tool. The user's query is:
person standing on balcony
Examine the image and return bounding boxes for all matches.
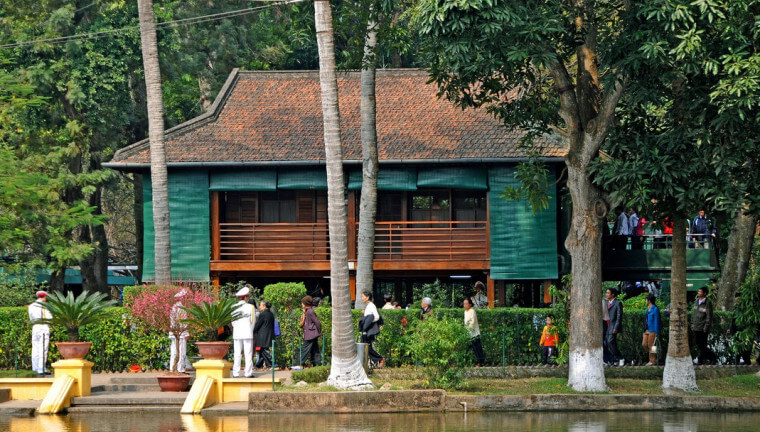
[299,296,322,367]
[612,206,630,250]
[692,286,716,365]
[28,291,51,376]
[628,208,641,249]
[691,209,716,249]
[231,285,256,377]
[473,281,488,309]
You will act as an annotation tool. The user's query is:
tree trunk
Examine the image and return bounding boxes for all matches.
[137,0,172,285]
[314,0,372,390]
[663,217,698,392]
[49,268,66,293]
[564,145,608,392]
[354,17,379,310]
[716,209,757,311]
[80,188,109,293]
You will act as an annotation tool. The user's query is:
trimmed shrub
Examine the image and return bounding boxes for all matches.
[407,316,472,389]
[291,365,330,383]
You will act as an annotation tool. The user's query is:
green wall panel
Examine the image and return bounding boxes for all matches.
[277,167,327,190]
[142,170,210,282]
[209,170,276,191]
[488,166,558,280]
[417,167,488,189]
[347,167,418,191]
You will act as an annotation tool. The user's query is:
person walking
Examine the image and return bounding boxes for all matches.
[299,296,322,367]
[463,297,485,366]
[692,286,716,365]
[420,297,433,320]
[472,281,488,309]
[169,289,190,373]
[231,285,256,377]
[539,316,558,365]
[642,294,661,366]
[359,290,385,368]
[604,288,624,366]
[28,291,51,376]
[253,301,275,370]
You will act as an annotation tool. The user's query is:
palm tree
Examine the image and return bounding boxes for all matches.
[355,16,379,309]
[314,0,372,389]
[137,0,172,284]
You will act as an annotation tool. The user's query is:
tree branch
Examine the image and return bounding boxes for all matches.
[588,75,626,147]
[547,58,582,145]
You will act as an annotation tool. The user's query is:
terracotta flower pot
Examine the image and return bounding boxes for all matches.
[195,341,231,360]
[56,342,92,359]
[157,374,191,392]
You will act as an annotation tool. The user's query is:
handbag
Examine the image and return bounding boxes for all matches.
[650,337,658,354]
[274,320,281,337]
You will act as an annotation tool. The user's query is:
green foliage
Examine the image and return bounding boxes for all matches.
[620,293,649,310]
[733,271,760,354]
[407,316,472,389]
[291,365,330,384]
[181,298,241,341]
[263,282,307,314]
[0,273,38,307]
[40,290,117,342]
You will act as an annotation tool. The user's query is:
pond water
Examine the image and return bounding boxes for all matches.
[3,411,760,431]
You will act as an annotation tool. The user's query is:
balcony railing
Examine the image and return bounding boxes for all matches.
[370,221,488,261]
[217,220,488,262]
[219,223,330,261]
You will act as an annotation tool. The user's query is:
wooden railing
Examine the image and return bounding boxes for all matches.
[369,221,488,261]
[219,223,330,261]
[217,221,488,262]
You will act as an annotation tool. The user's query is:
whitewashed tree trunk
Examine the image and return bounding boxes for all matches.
[137,0,171,284]
[355,17,379,309]
[716,208,757,311]
[564,135,608,392]
[314,0,372,390]
[663,217,698,392]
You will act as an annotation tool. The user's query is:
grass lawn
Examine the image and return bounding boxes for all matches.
[0,369,38,378]
[282,373,760,398]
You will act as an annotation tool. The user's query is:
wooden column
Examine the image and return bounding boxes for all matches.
[347,191,357,262]
[498,280,506,308]
[487,274,495,308]
[349,274,356,302]
[543,280,552,305]
[211,191,221,261]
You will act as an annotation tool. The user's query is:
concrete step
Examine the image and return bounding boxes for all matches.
[70,391,187,406]
[91,384,163,393]
[0,399,39,416]
[109,375,194,385]
[66,405,183,413]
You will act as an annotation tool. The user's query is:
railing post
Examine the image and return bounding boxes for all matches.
[272,339,276,391]
[502,332,506,368]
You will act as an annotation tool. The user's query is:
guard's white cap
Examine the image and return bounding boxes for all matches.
[174,289,188,298]
[235,286,250,297]
[36,291,48,298]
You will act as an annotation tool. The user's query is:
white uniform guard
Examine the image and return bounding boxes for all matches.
[169,289,190,373]
[28,291,51,375]
[231,286,256,378]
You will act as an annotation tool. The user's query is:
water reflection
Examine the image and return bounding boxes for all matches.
[2,411,760,431]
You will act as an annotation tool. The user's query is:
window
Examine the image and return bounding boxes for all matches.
[453,191,487,222]
[410,190,450,222]
[260,191,297,223]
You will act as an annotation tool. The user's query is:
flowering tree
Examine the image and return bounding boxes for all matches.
[127,285,214,372]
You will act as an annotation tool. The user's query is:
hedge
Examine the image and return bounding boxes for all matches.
[0,306,737,371]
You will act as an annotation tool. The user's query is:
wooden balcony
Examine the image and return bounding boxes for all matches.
[211,220,489,272]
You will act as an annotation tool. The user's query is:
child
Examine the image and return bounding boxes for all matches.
[539,316,558,365]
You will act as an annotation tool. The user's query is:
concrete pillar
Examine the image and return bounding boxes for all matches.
[192,359,231,405]
[52,359,94,397]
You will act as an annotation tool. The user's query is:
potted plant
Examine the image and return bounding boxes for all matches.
[181,298,241,359]
[40,290,117,359]
[127,285,214,392]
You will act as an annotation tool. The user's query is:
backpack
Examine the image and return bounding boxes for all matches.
[273,319,281,337]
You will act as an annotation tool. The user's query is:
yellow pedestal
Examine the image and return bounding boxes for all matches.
[192,359,231,406]
[52,359,94,397]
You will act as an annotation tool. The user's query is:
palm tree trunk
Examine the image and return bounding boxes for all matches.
[314,0,372,389]
[663,217,698,392]
[355,17,379,309]
[137,0,172,285]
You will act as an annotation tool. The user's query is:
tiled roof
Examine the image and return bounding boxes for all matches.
[108,69,565,166]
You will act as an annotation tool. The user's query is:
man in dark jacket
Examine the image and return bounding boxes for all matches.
[604,288,624,366]
[692,286,716,365]
[253,301,275,369]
